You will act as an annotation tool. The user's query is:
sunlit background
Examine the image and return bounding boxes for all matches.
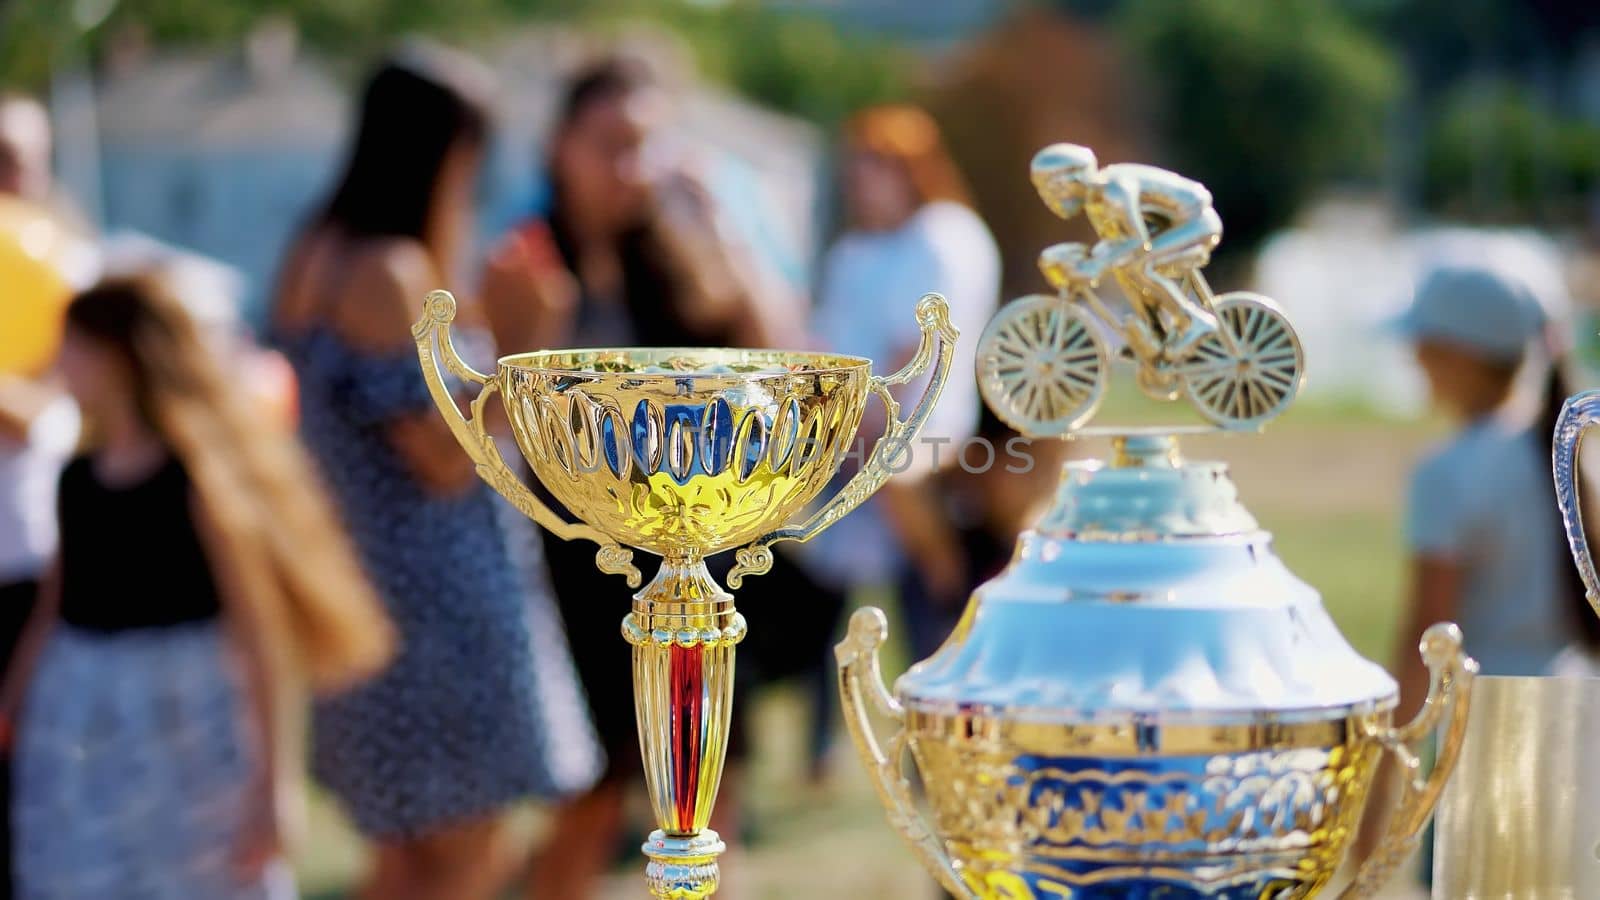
[6,1,1600,897]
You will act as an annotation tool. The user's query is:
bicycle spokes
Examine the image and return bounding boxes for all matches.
[976,295,1108,437]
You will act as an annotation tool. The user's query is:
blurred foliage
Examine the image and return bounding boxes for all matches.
[9,0,1600,241]
[1421,81,1600,223]
[920,9,1151,295]
[0,0,909,128]
[1117,0,1400,254]
[1352,0,1600,95]
[595,3,912,127]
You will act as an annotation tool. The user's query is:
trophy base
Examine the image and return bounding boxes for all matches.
[643,829,725,900]
[952,863,1312,899]
[931,745,1366,900]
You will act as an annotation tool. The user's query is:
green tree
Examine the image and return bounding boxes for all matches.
[595,2,912,127]
[1,0,910,132]
[1421,80,1600,223]
[1119,0,1400,253]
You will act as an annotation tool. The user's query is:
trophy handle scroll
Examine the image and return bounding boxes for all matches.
[726,293,959,588]
[1338,623,1476,900]
[836,608,978,900]
[411,289,642,587]
[1555,390,1600,612]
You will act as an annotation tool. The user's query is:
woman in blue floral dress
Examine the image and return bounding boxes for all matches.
[271,45,600,900]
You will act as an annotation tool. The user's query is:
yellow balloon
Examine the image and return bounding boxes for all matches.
[0,196,81,377]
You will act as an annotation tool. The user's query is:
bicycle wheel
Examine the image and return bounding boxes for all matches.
[1180,292,1304,428]
[976,294,1108,437]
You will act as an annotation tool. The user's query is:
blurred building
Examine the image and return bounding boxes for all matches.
[770,0,1008,43]
[1255,196,1575,413]
[92,23,344,322]
[78,23,823,322]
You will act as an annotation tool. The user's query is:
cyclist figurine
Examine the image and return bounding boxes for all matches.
[1030,143,1222,362]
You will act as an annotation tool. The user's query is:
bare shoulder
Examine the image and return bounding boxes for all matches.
[270,233,321,332]
[329,239,442,354]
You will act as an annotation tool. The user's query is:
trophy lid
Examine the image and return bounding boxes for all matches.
[897,434,1397,722]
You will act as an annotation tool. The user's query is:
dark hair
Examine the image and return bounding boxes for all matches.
[321,45,491,242]
[1538,352,1600,651]
[544,56,736,346]
[554,56,653,136]
[844,104,972,209]
[65,276,393,689]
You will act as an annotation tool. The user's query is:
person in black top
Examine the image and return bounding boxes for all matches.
[0,275,391,900]
[53,454,223,630]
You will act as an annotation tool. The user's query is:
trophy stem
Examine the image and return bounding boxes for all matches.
[622,553,747,900]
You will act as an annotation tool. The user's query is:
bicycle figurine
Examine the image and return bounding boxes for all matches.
[976,143,1304,436]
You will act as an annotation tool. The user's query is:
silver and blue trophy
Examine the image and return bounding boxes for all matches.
[837,144,1477,899]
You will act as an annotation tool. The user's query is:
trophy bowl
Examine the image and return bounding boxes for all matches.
[498,346,872,557]
[414,289,957,899]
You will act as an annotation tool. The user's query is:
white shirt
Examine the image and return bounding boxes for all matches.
[1406,417,1567,676]
[804,202,1001,587]
[0,394,80,583]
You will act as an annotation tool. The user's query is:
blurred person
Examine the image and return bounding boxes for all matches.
[1355,264,1600,879]
[0,93,91,237]
[483,56,802,898]
[0,94,49,204]
[904,412,1070,654]
[482,63,792,352]
[1391,265,1583,699]
[100,236,299,431]
[0,275,392,899]
[0,377,74,668]
[0,91,80,900]
[1,94,80,638]
[0,374,76,900]
[807,104,1001,669]
[272,45,601,900]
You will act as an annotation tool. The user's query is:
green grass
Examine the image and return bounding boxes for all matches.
[1274,510,1407,663]
[296,411,1435,899]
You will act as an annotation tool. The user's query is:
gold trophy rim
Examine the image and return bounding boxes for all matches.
[498,348,880,559]
[496,345,875,380]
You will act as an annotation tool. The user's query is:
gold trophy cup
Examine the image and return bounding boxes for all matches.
[413,290,956,899]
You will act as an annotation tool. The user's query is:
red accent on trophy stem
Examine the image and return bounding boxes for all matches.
[669,644,704,833]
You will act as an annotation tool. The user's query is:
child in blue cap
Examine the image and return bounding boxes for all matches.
[1365,263,1600,882]
[1392,264,1591,689]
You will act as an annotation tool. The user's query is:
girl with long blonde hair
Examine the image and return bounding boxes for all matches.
[2,274,391,899]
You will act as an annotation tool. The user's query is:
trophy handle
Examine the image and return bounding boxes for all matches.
[836,608,977,900]
[1556,390,1600,614]
[1338,623,1476,899]
[411,290,641,587]
[726,294,958,588]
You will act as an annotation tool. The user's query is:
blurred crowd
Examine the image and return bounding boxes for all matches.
[2,32,1599,900]
[0,42,1048,900]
